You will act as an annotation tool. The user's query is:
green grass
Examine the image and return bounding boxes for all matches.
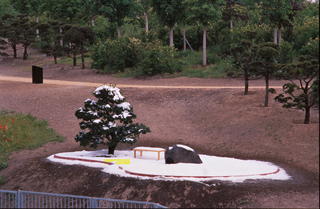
[59,55,93,65]
[179,59,237,78]
[113,67,145,78]
[0,109,64,171]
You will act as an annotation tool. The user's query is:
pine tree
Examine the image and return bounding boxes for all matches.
[271,56,319,124]
[75,85,151,155]
[250,42,280,107]
[36,21,65,64]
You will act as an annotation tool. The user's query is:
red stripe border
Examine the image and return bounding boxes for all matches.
[54,154,114,165]
[53,154,281,179]
[122,168,281,178]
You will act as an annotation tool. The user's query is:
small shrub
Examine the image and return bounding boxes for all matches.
[207,53,222,65]
[299,36,319,58]
[141,46,182,75]
[278,41,295,64]
[0,176,5,185]
[91,37,144,74]
[175,50,203,66]
[0,161,8,170]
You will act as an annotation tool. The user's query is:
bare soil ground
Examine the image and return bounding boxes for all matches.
[0,46,319,208]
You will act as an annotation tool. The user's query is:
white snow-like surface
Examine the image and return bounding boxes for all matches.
[176,144,194,152]
[113,110,132,119]
[116,102,132,110]
[47,149,291,183]
[93,85,124,101]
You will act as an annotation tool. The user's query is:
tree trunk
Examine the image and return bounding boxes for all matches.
[108,143,118,155]
[91,17,95,26]
[36,16,39,37]
[12,44,17,58]
[278,28,282,44]
[264,73,269,107]
[23,44,28,60]
[183,25,186,51]
[81,43,85,69]
[117,25,121,38]
[273,27,277,44]
[244,69,249,95]
[203,26,207,66]
[230,19,233,40]
[73,52,76,66]
[169,26,173,47]
[144,12,148,32]
[304,106,310,124]
[54,55,57,64]
[304,87,310,124]
[60,27,63,46]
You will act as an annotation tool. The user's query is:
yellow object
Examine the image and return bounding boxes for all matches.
[104,159,130,164]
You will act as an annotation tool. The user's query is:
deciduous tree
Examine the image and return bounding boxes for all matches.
[183,0,223,66]
[151,0,185,47]
[98,0,138,38]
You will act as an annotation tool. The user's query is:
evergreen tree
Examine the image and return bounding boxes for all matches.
[17,14,37,60]
[75,85,151,155]
[36,21,66,64]
[0,21,9,57]
[250,42,280,107]
[0,38,9,58]
[62,25,94,69]
[230,31,259,95]
[1,13,19,58]
[271,56,319,124]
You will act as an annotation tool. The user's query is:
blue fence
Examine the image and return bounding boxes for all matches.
[0,190,166,208]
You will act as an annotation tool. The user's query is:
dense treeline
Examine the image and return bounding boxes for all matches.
[0,0,319,123]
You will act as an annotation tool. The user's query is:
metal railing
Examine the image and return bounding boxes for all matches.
[0,190,166,208]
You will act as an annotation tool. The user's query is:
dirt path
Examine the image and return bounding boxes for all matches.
[0,46,319,208]
[0,75,285,89]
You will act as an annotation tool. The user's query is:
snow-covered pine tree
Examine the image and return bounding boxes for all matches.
[75,84,151,155]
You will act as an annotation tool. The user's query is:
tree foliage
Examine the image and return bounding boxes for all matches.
[0,0,18,18]
[11,0,43,19]
[75,85,151,155]
[42,0,86,23]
